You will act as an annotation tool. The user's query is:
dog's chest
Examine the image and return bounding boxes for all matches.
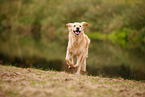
[70,40,85,56]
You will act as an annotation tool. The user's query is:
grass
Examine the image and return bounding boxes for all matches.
[0,65,145,97]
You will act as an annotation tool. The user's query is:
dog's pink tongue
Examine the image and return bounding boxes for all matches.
[75,32,79,34]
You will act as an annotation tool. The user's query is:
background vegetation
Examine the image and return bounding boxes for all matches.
[0,0,145,80]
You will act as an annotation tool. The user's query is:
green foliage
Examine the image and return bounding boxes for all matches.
[18,17,34,25]
[125,1,145,30]
[86,33,107,40]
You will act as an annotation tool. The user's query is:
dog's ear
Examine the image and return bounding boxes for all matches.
[81,22,88,26]
[66,23,72,27]
[66,23,72,31]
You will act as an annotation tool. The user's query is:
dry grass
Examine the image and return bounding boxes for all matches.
[0,65,145,97]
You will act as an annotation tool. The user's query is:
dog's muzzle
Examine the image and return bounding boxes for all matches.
[73,27,81,36]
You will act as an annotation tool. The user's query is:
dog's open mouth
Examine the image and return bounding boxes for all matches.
[73,31,81,35]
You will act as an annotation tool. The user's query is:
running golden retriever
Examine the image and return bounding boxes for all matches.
[65,22,90,74]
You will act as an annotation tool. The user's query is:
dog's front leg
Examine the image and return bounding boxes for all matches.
[68,56,75,69]
[65,50,74,67]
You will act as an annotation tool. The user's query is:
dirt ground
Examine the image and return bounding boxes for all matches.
[0,65,145,97]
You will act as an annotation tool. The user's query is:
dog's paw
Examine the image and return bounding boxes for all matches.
[68,66,74,69]
[73,65,79,69]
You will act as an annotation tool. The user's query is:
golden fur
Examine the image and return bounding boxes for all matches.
[65,22,90,74]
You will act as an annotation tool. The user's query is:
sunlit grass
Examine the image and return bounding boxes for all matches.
[1,65,145,97]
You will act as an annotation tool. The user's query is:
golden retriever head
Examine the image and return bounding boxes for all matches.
[66,22,88,36]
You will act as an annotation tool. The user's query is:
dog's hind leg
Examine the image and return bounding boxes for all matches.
[81,59,86,71]
[75,56,86,74]
[81,50,88,72]
[76,64,81,75]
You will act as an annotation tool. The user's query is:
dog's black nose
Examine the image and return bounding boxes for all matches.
[76,27,79,30]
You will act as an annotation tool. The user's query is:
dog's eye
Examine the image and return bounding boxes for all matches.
[74,25,76,27]
[80,25,81,27]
